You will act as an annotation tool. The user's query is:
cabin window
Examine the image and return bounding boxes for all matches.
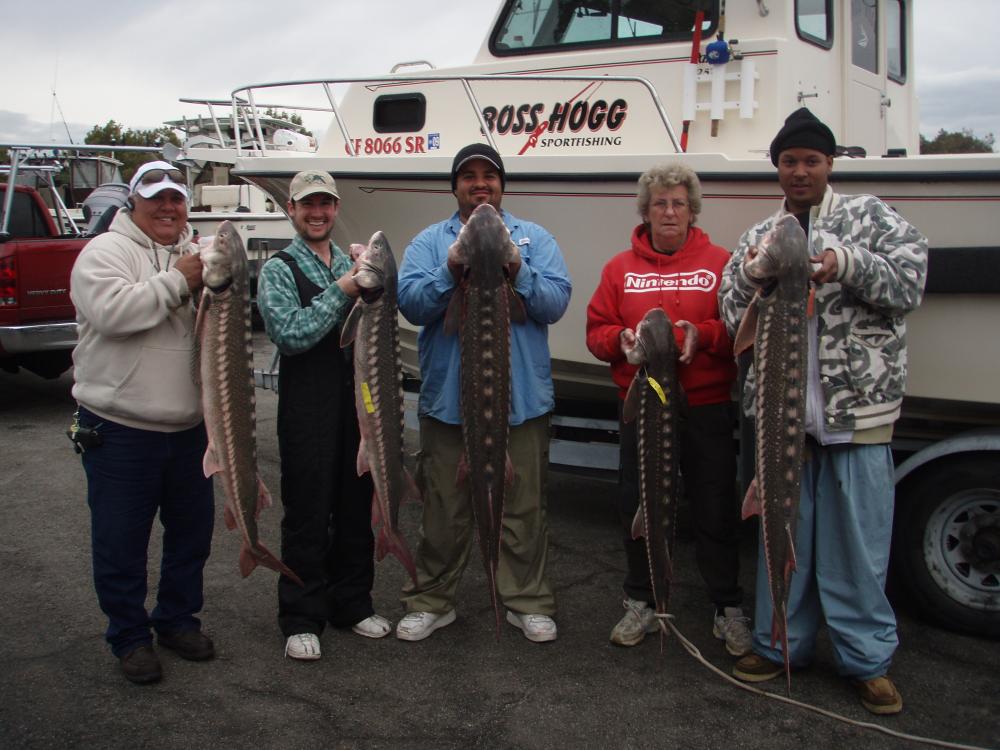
[490,0,716,56]
[796,0,833,50]
[372,94,426,133]
[887,0,906,83]
[851,0,878,74]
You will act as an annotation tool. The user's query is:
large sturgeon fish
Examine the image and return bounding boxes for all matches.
[195,221,302,585]
[444,203,525,637]
[340,230,419,584]
[622,307,682,649]
[734,214,811,692]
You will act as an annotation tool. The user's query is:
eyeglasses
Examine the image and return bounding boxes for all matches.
[138,168,185,186]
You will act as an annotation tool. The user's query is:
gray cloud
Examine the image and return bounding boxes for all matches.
[0,110,90,146]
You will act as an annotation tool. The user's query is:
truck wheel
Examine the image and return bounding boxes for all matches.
[892,454,1000,639]
[18,351,73,379]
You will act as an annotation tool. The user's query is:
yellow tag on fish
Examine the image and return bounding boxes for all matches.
[647,376,667,405]
[361,382,375,414]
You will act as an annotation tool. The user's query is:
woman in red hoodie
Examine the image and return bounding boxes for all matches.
[586,164,749,654]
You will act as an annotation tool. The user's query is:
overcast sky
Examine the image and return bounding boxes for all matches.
[1,1,996,148]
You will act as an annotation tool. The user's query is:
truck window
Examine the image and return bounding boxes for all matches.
[491,0,716,55]
[4,191,51,239]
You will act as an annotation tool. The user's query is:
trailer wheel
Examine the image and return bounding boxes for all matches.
[892,454,1000,638]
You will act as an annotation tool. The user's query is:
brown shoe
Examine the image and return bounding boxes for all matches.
[157,629,215,661]
[732,653,783,683]
[120,644,162,685]
[854,675,902,715]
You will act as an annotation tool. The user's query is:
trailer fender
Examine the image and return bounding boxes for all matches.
[894,429,1000,485]
[890,429,1000,639]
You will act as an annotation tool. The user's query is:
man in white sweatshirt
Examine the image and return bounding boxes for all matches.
[70,161,215,685]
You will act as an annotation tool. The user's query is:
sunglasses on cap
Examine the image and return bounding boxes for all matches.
[138,168,185,186]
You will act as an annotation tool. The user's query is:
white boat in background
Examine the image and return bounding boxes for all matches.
[219,1,998,635]
[163,98,317,295]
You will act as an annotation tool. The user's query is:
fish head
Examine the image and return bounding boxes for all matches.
[633,307,677,367]
[201,220,247,291]
[450,204,517,272]
[747,215,810,283]
[354,230,396,301]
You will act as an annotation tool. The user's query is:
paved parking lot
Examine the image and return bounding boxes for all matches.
[0,357,996,749]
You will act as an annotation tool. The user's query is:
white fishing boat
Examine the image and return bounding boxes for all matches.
[163,98,317,295]
[224,0,999,636]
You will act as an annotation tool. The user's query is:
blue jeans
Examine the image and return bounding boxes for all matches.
[751,442,898,680]
[79,407,214,657]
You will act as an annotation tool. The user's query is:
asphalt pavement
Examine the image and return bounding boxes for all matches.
[0,340,997,750]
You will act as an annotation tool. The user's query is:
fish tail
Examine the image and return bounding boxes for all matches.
[770,607,793,695]
[240,540,304,587]
[376,524,418,585]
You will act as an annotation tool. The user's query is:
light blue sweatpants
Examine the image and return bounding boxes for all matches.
[751,442,899,680]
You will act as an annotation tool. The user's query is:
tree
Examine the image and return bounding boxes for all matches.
[263,108,312,136]
[83,121,182,180]
[920,128,995,154]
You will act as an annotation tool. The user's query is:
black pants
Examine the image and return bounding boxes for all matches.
[271,253,376,637]
[618,400,742,610]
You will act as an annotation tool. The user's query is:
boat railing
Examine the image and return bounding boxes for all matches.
[173,98,317,154]
[228,73,682,157]
[0,143,160,237]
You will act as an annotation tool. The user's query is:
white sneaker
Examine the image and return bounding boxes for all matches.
[610,598,659,646]
[713,606,752,656]
[395,610,456,641]
[505,611,557,643]
[284,633,321,660]
[352,614,392,639]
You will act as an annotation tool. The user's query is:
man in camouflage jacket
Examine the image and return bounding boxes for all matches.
[718,108,927,715]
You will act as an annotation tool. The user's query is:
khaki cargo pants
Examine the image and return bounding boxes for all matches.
[400,415,557,617]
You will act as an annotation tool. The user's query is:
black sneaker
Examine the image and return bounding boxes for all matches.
[120,644,162,684]
[157,630,215,661]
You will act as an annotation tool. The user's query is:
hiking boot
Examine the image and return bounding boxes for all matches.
[395,610,456,642]
[352,614,392,639]
[713,606,752,656]
[733,653,784,683]
[284,633,321,660]
[157,629,215,661]
[610,598,658,647]
[854,675,903,715]
[120,644,162,685]
[506,611,558,643]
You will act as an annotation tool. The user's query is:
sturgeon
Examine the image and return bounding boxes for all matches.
[195,221,302,585]
[622,307,682,649]
[444,203,525,637]
[340,231,419,583]
[734,214,811,692]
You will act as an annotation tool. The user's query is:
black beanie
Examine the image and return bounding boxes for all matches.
[451,143,506,191]
[769,108,836,166]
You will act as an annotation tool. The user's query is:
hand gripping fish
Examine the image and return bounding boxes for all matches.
[733,214,812,693]
[340,231,420,584]
[443,203,526,638]
[195,221,303,585]
[622,307,683,650]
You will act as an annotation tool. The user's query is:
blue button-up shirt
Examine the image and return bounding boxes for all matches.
[398,208,571,426]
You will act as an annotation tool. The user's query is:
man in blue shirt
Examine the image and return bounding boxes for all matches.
[396,144,571,642]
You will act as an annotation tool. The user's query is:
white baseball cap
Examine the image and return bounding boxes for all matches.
[129,160,189,200]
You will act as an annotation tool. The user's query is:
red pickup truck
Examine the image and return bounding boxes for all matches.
[0,183,85,378]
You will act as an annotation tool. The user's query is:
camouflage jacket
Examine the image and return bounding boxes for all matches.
[719,186,928,432]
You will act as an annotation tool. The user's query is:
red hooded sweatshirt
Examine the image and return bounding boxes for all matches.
[585,223,736,406]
